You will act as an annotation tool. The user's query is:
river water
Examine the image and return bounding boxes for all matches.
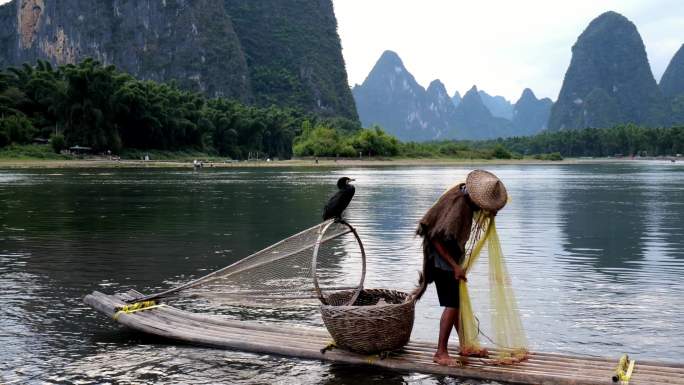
[1,162,683,384]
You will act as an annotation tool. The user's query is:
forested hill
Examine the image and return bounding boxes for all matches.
[0,0,357,121]
[548,11,667,130]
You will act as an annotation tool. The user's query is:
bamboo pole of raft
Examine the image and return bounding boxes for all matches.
[84,292,684,385]
[118,296,665,372]
[117,291,684,372]
[147,306,684,376]
[93,291,682,382]
[142,308,632,380]
[150,305,684,377]
[90,293,682,385]
[157,310,681,385]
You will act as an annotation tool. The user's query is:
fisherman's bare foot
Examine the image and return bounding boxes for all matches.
[433,353,466,367]
[459,347,489,358]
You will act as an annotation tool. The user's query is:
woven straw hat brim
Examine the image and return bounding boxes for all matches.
[465,170,508,212]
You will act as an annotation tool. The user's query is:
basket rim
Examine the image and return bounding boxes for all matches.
[320,288,415,309]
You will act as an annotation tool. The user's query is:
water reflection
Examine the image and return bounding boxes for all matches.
[1,163,683,384]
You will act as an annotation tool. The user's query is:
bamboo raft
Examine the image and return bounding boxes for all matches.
[84,290,684,385]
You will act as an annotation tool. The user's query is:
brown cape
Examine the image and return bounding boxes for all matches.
[412,183,474,300]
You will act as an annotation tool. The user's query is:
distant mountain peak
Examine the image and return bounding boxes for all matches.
[549,10,665,129]
[363,50,413,83]
[353,50,551,140]
[451,90,462,107]
[661,44,684,98]
[353,51,454,141]
[478,89,514,120]
[376,50,404,68]
[457,85,493,118]
[594,10,629,22]
[520,88,536,99]
[427,79,452,107]
[512,87,553,135]
[427,79,448,95]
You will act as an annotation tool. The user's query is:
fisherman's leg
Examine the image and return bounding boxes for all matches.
[433,270,465,366]
[433,307,460,365]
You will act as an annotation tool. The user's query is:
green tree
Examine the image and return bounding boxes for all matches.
[50,133,65,153]
[293,124,355,157]
[0,115,36,146]
[348,126,400,156]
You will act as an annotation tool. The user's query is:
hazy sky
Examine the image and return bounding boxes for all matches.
[333,0,684,102]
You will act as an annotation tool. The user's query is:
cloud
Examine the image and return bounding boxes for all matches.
[333,0,683,102]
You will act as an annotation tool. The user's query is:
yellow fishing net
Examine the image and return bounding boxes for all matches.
[459,212,529,364]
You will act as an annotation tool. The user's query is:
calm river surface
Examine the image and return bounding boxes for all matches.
[1,162,683,384]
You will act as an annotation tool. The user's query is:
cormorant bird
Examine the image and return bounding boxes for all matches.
[322,177,355,220]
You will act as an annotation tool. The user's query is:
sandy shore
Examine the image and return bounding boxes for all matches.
[1,157,678,169]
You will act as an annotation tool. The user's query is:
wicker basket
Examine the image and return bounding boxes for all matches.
[312,221,416,354]
[320,288,415,354]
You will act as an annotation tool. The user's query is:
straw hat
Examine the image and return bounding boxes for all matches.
[465,170,508,213]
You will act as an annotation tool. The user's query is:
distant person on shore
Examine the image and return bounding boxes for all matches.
[413,170,508,366]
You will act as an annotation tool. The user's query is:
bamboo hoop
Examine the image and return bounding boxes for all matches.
[311,219,366,306]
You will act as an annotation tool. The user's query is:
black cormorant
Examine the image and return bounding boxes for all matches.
[322,177,355,220]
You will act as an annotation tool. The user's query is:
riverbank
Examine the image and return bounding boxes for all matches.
[0,156,679,169]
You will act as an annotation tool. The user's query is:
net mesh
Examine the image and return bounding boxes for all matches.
[459,213,529,364]
[143,220,365,307]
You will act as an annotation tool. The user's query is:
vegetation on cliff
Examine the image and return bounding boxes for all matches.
[0,0,357,120]
[0,59,319,159]
[223,0,358,120]
[3,59,682,163]
[480,124,684,158]
[549,11,667,130]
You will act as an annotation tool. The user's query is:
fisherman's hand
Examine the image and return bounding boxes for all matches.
[453,266,467,282]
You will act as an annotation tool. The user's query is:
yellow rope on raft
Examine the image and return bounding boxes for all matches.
[613,354,636,383]
[113,300,165,320]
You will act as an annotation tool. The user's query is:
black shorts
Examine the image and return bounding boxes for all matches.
[433,268,460,308]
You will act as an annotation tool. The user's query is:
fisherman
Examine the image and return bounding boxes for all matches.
[413,169,508,366]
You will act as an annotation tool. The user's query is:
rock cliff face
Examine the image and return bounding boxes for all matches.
[478,90,513,120]
[426,79,458,137]
[352,51,449,141]
[548,11,666,129]
[353,50,553,141]
[451,91,462,107]
[511,88,553,136]
[222,0,357,120]
[660,44,684,98]
[0,0,357,119]
[453,86,511,140]
[663,45,684,125]
[0,3,14,69]
[1,0,250,100]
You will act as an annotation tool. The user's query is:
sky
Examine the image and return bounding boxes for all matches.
[332,0,684,102]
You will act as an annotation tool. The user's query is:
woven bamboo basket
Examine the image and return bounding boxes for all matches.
[320,288,415,354]
[312,220,416,354]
